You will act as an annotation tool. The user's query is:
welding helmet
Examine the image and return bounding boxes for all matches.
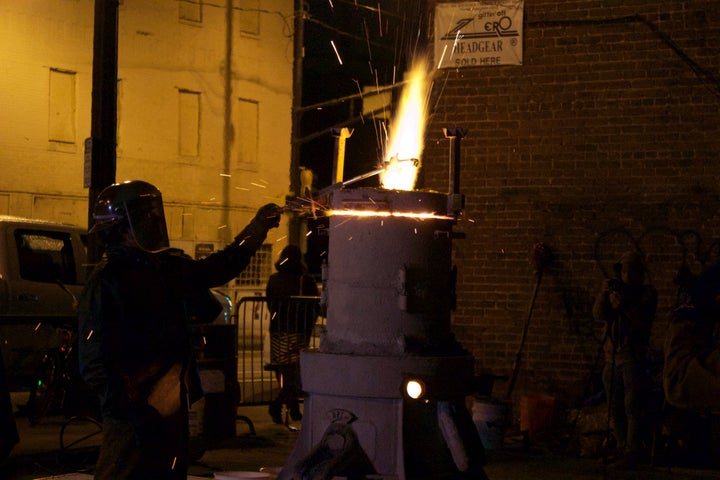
[90,180,170,253]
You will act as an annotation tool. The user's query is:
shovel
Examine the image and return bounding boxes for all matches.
[505,242,552,400]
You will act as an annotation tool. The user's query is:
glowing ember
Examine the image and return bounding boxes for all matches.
[380,57,430,191]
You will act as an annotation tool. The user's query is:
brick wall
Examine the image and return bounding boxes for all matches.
[423,0,720,412]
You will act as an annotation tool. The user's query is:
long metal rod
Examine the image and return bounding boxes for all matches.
[315,168,385,197]
[282,167,385,213]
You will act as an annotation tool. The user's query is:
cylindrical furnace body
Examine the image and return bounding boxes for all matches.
[321,188,459,356]
[279,188,485,480]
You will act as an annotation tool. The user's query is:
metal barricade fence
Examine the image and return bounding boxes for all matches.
[232,296,324,406]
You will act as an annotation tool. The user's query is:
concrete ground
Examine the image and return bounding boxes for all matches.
[3,403,720,480]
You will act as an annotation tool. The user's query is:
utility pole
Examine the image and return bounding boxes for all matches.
[289,0,305,246]
[87,0,119,264]
[221,0,234,245]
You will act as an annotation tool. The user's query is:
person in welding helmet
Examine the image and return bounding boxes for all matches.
[592,251,657,469]
[265,244,319,424]
[78,180,281,479]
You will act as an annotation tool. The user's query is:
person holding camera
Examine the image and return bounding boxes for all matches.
[664,261,720,410]
[593,251,658,469]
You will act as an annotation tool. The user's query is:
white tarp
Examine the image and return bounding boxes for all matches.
[435,0,524,68]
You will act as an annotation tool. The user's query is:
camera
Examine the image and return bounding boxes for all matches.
[608,278,626,295]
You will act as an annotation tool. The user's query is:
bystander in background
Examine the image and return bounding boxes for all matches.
[593,251,658,469]
[265,245,319,424]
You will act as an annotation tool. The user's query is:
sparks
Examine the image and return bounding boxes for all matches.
[437,44,449,69]
[330,40,343,65]
[377,2,382,37]
[328,209,454,220]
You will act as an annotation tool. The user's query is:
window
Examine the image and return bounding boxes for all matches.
[49,69,76,144]
[16,230,78,285]
[235,244,272,287]
[179,0,202,24]
[179,90,201,157]
[233,98,259,170]
[237,0,260,35]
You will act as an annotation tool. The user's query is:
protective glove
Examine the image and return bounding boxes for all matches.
[234,203,281,252]
[254,203,282,229]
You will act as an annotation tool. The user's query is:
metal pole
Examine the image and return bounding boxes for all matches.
[443,127,466,217]
[289,0,305,245]
[331,127,353,184]
[221,0,233,244]
[87,0,119,265]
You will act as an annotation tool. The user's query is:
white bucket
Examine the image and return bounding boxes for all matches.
[471,399,509,450]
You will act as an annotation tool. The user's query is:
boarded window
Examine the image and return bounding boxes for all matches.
[237,0,260,35]
[179,90,200,157]
[179,0,202,23]
[49,69,76,144]
[233,98,259,169]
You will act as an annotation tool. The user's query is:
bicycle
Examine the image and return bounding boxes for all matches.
[26,324,99,425]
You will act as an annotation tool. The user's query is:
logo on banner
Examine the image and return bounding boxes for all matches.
[435,1,524,68]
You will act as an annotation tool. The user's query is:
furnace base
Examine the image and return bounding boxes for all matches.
[277,351,486,480]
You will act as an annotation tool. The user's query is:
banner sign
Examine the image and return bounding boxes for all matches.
[435,1,524,68]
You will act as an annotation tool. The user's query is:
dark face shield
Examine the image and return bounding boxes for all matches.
[126,197,170,253]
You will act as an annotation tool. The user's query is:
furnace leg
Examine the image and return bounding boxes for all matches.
[286,422,375,480]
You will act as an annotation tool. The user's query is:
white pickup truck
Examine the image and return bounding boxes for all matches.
[0,216,233,393]
[0,216,88,392]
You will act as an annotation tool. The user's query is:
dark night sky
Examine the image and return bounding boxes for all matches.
[298,1,428,276]
[299,0,428,190]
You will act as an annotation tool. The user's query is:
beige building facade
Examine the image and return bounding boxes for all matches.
[0,0,294,291]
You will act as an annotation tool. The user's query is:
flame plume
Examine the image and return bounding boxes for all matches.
[380,57,431,191]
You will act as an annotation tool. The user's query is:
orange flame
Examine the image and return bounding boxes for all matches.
[380,57,431,191]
